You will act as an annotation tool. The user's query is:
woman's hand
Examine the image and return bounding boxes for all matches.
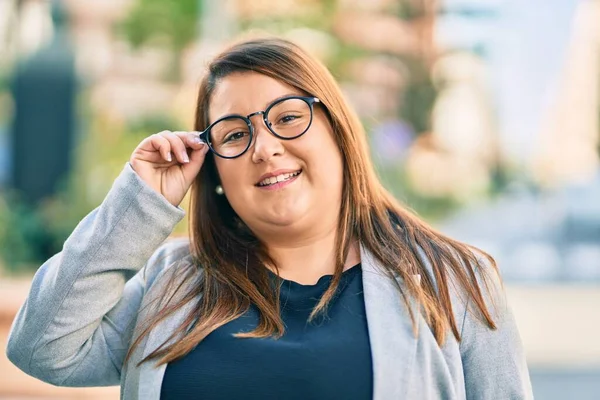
[129,131,209,207]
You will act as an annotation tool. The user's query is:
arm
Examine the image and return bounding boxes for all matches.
[5,163,186,387]
[459,262,534,400]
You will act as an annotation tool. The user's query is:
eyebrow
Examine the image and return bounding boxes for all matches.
[215,92,306,121]
[263,93,303,107]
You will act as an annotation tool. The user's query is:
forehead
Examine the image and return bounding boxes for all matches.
[208,72,303,122]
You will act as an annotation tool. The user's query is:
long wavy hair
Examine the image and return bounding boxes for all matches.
[125,37,499,367]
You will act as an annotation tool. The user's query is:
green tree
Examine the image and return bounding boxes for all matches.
[117,0,200,79]
[119,0,199,51]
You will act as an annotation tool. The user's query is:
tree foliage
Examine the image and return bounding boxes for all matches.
[118,0,200,52]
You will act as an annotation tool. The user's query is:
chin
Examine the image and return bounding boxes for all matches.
[267,213,303,227]
[261,206,308,227]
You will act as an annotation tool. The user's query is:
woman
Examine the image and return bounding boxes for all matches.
[6,37,533,399]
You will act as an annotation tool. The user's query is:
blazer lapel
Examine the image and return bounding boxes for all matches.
[360,243,419,399]
[137,297,198,400]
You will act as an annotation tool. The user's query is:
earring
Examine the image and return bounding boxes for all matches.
[215,185,224,195]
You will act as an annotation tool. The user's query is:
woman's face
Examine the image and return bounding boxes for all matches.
[208,72,344,238]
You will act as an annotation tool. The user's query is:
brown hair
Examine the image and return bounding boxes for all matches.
[125,37,499,367]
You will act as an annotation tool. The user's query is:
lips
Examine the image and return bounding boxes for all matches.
[255,169,303,186]
[257,170,302,187]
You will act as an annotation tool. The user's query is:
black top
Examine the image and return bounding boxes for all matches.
[160,263,373,400]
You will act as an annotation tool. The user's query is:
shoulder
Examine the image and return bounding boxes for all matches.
[414,243,505,333]
[456,249,506,327]
[141,236,193,290]
[457,250,509,338]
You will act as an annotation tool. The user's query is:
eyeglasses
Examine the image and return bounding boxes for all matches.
[199,95,321,159]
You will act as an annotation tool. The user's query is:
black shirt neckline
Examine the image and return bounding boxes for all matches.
[267,262,362,288]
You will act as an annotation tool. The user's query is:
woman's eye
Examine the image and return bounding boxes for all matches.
[224,131,247,143]
[280,114,299,124]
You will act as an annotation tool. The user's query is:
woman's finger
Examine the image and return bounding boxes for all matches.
[147,132,173,162]
[159,131,190,164]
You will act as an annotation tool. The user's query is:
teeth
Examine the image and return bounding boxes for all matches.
[258,170,301,186]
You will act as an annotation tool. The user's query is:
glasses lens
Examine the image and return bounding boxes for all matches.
[266,98,312,139]
[208,116,251,158]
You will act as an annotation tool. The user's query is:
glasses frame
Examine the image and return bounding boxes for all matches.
[198,95,321,159]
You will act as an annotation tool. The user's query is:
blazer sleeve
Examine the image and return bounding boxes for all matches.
[5,163,186,387]
[459,257,534,400]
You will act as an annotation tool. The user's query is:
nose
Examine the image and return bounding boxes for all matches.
[250,114,285,163]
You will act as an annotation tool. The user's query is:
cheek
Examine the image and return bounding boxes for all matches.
[320,156,344,188]
[309,130,344,183]
[214,159,244,193]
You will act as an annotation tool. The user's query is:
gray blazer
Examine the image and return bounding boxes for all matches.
[6,163,533,400]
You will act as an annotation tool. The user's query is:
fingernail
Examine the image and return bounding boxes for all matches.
[167,152,172,162]
[182,152,190,163]
[192,136,204,144]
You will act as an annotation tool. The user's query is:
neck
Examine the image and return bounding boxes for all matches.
[259,226,361,285]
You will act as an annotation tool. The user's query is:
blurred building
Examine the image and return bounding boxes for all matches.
[405,51,498,201]
[533,0,600,187]
[402,0,500,202]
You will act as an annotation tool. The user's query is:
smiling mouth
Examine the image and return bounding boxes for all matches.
[256,170,302,187]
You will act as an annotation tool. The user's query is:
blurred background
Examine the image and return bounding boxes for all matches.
[0,0,598,398]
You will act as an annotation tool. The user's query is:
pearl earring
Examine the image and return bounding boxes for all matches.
[215,185,224,195]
